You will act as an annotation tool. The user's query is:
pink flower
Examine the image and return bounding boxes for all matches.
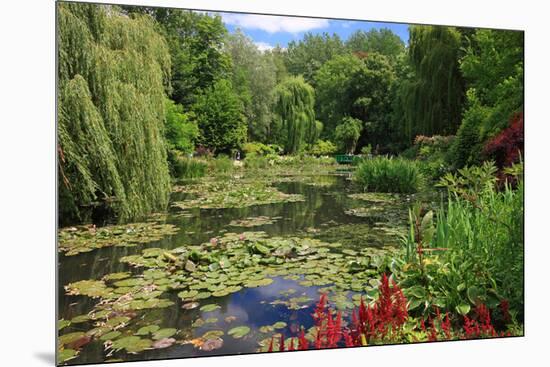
[239,234,245,241]
[210,237,218,245]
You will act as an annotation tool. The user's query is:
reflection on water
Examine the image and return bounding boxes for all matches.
[58,175,413,364]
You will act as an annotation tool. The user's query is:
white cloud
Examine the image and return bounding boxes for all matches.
[254,42,275,52]
[220,13,330,34]
[342,21,356,29]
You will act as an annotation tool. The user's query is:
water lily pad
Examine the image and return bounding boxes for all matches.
[58,222,179,256]
[244,278,273,288]
[100,331,121,341]
[152,328,177,340]
[195,291,212,300]
[103,272,131,281]
[200,304,221,312]
[70,315,90,323]
[182,302,200,310]
[65,280,112,298]
[57,348,78,363]
[105,316,130,328]
[111,336,152,353]
[272,321,287,329]
[152,337,176,349]
[135,325,160,336]
[178,290,199,300]
[192,319,205,328]
[201,337,223,351]
[205,317,218,324]
[228,326,251,339]
[59,332,85,346]
[58,319,71,331]
[202,330,224,339]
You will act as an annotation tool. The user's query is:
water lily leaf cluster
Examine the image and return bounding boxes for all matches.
[58,222,179,256]
[229,216,282,227]
[171,179,304,210]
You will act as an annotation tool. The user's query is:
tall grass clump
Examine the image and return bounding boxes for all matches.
[209,155,234,176]
[401,162,523,320]
[168,152,207,179]
[243,154,272,171]
[354,156,422,193]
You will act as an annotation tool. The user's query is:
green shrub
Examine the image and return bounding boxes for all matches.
[242,142,276,156]
[360,144,372,156]
[354,156,422,193]
[400,162,523,318]
[308,140,337,156]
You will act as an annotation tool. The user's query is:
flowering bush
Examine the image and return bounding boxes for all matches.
[266,274,517,352]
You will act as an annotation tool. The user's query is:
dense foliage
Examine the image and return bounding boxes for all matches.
[401,162,523,318]
[58,3,172,224]
[272,76,317,154]
[355,157,422,193]
[59,2,524,231]
[193,79,247,154]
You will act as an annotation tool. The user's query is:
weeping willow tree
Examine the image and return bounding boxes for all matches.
[58,3,172,224]
[396,25,465,139]
[272,76,316,154]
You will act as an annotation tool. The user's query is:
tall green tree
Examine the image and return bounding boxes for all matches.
[346,28,405,62]
[334,117,363,154]
[273,76,317,154]
[164,99,198,154]
[224,30,277,142]
[284,32,346,85]
[395,25,465,138]
[58,3,172,224]
[315,53,394,148]
[193,79,247,153]
[448,29,524,168]
[126,7,231,107]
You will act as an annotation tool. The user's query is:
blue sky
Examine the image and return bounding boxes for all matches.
[214,12,410,51]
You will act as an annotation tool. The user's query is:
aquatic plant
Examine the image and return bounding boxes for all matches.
[171,180,304,209]
[58,221,179,256]
[354,156,422,193]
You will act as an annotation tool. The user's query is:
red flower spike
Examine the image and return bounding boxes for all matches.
[267,337,274,352]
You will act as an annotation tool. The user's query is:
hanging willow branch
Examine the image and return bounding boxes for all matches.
[58,3,172,223]
[273,76,316,154]
[399,25,465,138]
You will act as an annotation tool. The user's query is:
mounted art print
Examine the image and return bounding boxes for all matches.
[56,1,524,365]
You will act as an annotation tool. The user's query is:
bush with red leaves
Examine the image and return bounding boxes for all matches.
[483,112,524,169]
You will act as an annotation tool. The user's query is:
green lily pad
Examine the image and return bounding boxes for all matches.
[178,290,199,300]
[228,326,251,339]
[272,321,287,329]
[100,331,122,341]
[111,336,152,353]
[65,280,112,298]
[135,325,160,336]
[58,319,71,331]
[59,332,85,346]
[152,328,177,340]
[70,315,90,324]
[57,348,78,363]
[200,304,221,313]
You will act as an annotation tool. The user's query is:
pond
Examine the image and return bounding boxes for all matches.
[58,172,430,364]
